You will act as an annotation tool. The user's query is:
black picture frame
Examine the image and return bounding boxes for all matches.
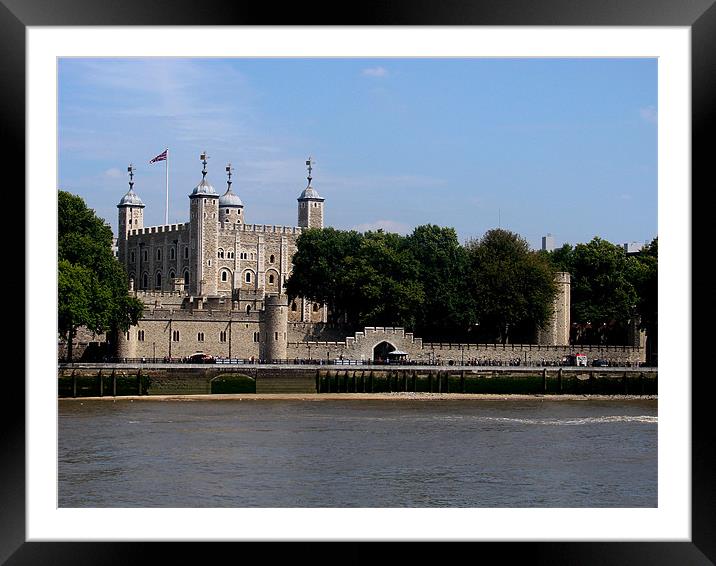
[7,1,710,563]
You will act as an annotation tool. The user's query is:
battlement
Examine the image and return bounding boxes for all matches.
[218,223,304,235]
[128,223,189,236]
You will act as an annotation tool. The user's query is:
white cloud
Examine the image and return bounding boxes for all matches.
[639,105,657,124]
[104,168,122,178]
[352,219,411,234]
[362,66,389,78]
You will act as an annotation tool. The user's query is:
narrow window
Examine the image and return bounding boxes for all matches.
[130,251,135,263]
[156,272,162,289]
[198,332,204,342]
[269,274,275,284]
[170,247,175,260]
[269,254,275,264]
[291,302,297,312]
[184,271,189,285]
[184,247,189,259]
[137,330,145,341]
[246,305,251,314]
[245,272,251,283]
[156,249,162,261]
[221,271,228,282]
[172,330,180,342]
[220,331,227,343]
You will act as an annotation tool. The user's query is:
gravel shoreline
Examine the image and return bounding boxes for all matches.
[60,393,657,402]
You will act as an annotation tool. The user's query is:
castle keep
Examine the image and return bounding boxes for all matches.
[105,153,642,366]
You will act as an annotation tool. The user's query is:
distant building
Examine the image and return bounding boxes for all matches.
[623,242,644,254]
[541,233,555,252]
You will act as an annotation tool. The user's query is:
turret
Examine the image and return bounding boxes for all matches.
[188,151,219,296]
[219,163,244,224]
[297,156,325,229]
[538,272,571,346]
[117,164,145,270]
[260,294,288,362]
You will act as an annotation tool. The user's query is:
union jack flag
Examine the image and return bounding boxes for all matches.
[149,149,168,164]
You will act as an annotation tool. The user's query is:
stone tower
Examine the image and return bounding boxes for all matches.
[261,294,289,362]
[538,272,571,346]
[188,152,219,296]
[218,163,244,225]
[116,164,145,269]
[297,156,325,229]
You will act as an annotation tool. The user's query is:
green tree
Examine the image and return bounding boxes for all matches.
[405,225,475,339]
[58,190,143,361]
[466,229,557,344]
[627,238,658,360]
[567,237,638,344]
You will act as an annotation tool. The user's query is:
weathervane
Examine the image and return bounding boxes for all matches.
[127,163,135,189]
[200,151,209,180]
[226,163,234,189]
[306,156,315,186]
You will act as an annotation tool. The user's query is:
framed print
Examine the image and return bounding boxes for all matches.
[8,0,712,563]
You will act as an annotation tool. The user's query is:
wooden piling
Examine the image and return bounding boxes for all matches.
[370,370,374,393]
[623,371,628,394]
[639,372,645,395]
[71,370,76,398]
[412,371,417,392]
[112,370,117,397]
[98,370,103,397]
[316,369,320,393]
[361,371,366,393]
[557,368,563,393]
[542,368,547,392]
[137,369,142,395]
[403,371,408,392]
[437,371,442,393]
[460,370,465,393]
[428,371,433,393]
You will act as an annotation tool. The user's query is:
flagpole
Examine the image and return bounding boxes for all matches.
[165,148,169,225]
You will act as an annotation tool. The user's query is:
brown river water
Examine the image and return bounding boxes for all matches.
[58,398,657,507]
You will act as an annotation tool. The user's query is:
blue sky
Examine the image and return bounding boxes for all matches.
[58,58,657,249]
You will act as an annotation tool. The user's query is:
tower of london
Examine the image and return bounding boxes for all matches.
[104,152,639,366]
[115,153,329,362]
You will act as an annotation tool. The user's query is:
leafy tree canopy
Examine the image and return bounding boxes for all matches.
[58,190,143,360]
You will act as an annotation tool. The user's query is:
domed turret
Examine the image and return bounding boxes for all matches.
[189,151,218,198]
[117,164,145,208]
[297,156,325,229]
[219,163,244,224]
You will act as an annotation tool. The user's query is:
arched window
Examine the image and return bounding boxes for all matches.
[169,271,175,281]
[245,272,251,283]
[156,248,162,261]
[291,302,297,312]
[155,272,162,289]
[169,247,175,260]
[184,247,189,259]
[268,274,275,284]
[269,254,275,264]
[246,305,251,314]
[130,251,135,263]
[218,248,224,259]
[313,303,319,312]
[184,271,189,285]
[221,270,229,282]
[142,272,148,289]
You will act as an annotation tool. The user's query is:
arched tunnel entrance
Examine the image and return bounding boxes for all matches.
[372,341,396,363]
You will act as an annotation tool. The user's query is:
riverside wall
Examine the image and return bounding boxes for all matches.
[58,364,657,397]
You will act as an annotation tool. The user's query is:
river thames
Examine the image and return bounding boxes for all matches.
[58,397,657,508]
